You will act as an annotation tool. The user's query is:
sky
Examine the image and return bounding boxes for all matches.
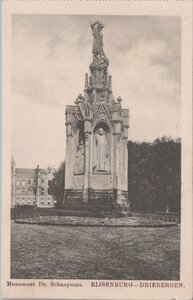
[11,15,181,168]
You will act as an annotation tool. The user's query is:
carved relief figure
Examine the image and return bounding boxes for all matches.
[74,141,84,174]
[91,21,104,60]
[93,128,110,172]
[85,107,90,117]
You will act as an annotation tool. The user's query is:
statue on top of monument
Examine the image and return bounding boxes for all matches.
[91,21,104,60]
[93,128,110,172]
[89,21,109,91]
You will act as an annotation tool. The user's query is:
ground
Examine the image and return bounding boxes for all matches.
[11,222,180,280]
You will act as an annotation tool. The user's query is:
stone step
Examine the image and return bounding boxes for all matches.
[65,199,83,205]
[66,193,82,197]
[65,197,82,202]
[63,204,114,212]
[63,205,90,211]
[67,194,82,198]
[66,191,82,195]
[60,210,102,217]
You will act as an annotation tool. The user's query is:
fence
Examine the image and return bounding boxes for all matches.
[132,212,180,224]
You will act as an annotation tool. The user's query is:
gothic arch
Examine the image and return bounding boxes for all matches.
[92,104,113,132]
[93,121,111,135]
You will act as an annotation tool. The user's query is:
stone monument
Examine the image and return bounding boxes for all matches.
[64,21,129,216]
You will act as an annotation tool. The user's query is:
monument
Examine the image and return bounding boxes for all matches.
[64,21,129,216]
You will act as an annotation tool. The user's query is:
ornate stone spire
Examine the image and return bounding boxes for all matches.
[84,73,89,90]
[108,75,112,93]
[88,21,109,92]
[80,22,116,108]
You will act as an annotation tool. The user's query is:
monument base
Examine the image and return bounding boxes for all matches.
[63,188,130,217]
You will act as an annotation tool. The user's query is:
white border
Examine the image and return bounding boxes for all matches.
[1,1,193,299]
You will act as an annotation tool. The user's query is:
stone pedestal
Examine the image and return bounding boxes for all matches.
[64,21,130,216]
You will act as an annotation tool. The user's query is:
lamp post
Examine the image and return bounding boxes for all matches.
[34,165,40,208]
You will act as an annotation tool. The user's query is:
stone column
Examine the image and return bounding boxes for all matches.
[83,118,91,203]
[83,132,89,203]
[112,120,122,202]
[112,133,117,190]
[63,121,74,204]
[116,134,122,204]
[122,125,129,208]
[64,123,73,190]
[122,137,128,191]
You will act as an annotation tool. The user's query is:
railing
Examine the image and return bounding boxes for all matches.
[132,212,180,224]
[11,207,54,220]
[11,207,181,224]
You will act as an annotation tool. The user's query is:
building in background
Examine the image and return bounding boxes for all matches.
[11,156,55,208]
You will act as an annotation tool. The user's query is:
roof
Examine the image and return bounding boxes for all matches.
[15,168,36,175]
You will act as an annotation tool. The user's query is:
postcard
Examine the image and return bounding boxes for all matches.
[1,0,192,299]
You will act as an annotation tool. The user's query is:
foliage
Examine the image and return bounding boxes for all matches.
[128,136,181,212]
[48,161,65,208]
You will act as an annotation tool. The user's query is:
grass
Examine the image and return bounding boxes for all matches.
[11,222,180,280]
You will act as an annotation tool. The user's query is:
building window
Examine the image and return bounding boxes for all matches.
[48,180,52,195]
[47,201,50,205]
[41,201,44,205]
[28,180,31,184]
[22,180,25,186]
[16,180,20,186]
[41,179,44,184]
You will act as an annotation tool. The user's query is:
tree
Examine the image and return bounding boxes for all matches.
[48,161,65,208]
[27,165,44,208]
[128,137,181,213]
[152,136,181,213]
[128,141,155,211]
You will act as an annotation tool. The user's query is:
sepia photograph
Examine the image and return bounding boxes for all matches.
[1,2,192,299]
[10,14,181,280]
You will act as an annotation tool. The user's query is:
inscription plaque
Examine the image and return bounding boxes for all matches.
[91,174,111,189]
